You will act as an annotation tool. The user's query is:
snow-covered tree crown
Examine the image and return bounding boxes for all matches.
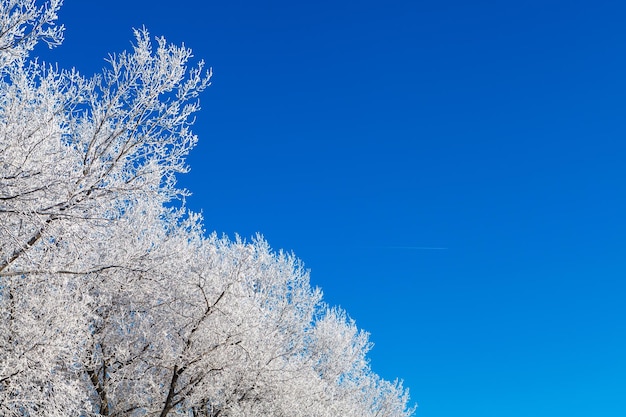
[0,2,415,416]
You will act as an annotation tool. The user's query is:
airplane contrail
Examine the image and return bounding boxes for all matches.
[384,246,448,250]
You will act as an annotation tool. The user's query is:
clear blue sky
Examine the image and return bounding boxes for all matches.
[38,1,626,416]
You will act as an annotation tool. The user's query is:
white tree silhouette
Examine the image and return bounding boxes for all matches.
[0,2,415,416]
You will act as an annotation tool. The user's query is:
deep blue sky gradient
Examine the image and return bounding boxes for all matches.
[37,1,626,416]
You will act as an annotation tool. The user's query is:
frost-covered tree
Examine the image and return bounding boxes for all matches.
[0,1,415,416]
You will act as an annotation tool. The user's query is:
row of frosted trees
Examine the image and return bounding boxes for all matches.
[0,1,415,416]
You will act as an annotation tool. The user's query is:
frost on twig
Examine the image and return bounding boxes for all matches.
[0,0,64,69]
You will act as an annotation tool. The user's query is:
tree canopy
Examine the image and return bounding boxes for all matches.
[0,1,415,416]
